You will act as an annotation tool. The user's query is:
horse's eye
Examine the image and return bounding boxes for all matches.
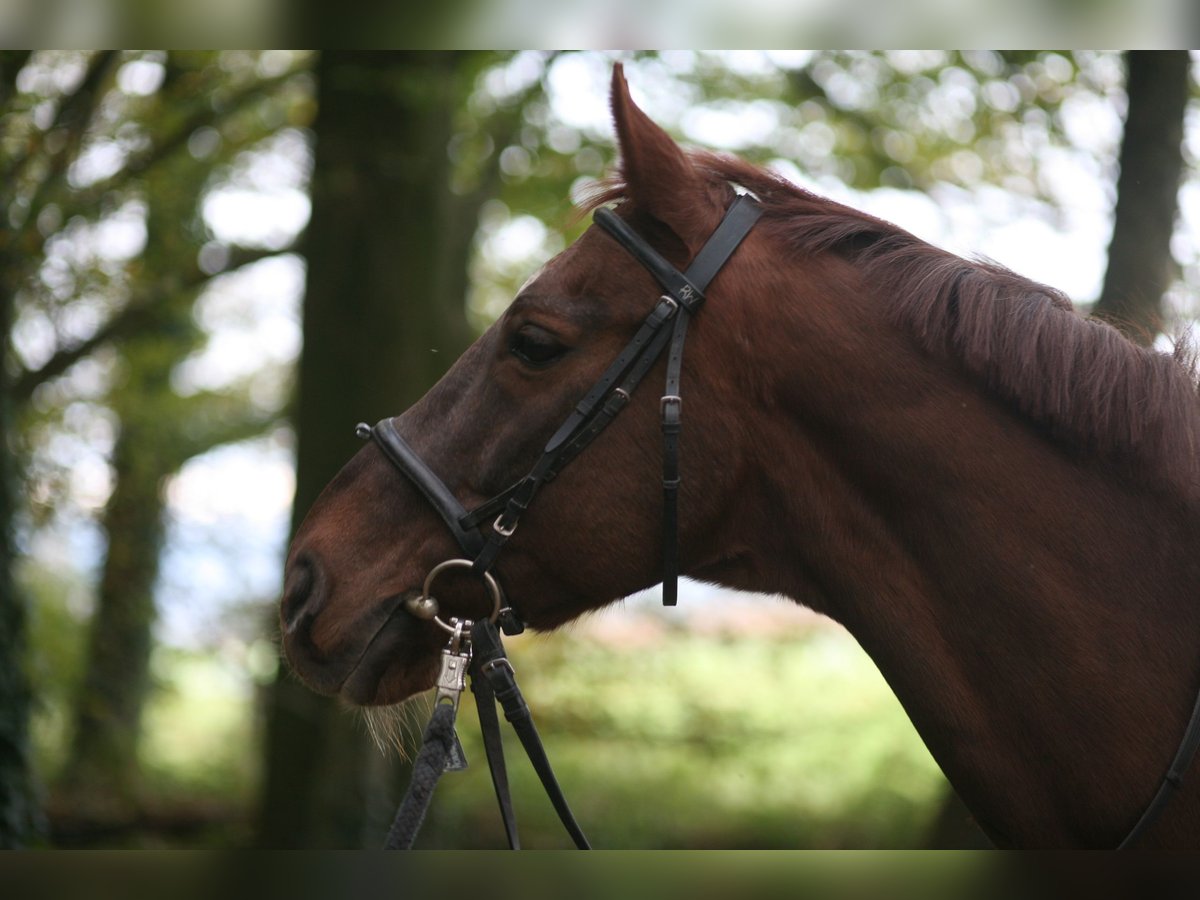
[509,326,567,368]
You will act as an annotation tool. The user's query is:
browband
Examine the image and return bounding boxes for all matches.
[592,207,705,312]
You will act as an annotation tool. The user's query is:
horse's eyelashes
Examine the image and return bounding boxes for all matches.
[509,326,567,368]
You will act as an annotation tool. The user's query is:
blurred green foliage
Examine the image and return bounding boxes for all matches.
[418,615,943,849]
[27,592,941,847]
[21,561,88,780]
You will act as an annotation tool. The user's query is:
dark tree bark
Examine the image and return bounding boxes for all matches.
[0,272,41,849]
[1093,51,1192,344]
[52,81,213,818]
[0,49,41,852]
[256,51,493,848]
[56,421,167,817]
[53,57,283,823]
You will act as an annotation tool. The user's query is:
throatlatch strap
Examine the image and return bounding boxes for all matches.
[656,194,763,605]
[659,318,685,607]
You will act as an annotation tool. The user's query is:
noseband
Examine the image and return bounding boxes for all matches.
[360,193,762,615]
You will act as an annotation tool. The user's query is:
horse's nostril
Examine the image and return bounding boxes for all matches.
[281,553,321,632]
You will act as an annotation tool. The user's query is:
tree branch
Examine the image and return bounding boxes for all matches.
[0,51,33,108]
[21,62,310,241]
[12,243,288,404]
[167,388,282,466]
[2,51,119,211]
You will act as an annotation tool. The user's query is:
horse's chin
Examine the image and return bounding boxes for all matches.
[282,589,445,707]
[338,647,440,707]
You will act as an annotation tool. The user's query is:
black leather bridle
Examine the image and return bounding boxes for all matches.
[362,194,762,849]
[361,193,763,613]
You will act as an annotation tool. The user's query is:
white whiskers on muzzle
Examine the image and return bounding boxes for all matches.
[360,691,434,761]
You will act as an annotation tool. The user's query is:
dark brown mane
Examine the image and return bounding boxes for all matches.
[588,152,1200,496]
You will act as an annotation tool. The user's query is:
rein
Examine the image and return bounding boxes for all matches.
[362,194,762,849]
[1118,688,1200,847]
[381,582,589,850]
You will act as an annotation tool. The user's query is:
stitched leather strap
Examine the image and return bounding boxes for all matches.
[656,195,763,605]
[471,661,520,849]
[440,297,681,572]
[593,208,704,312]
[472,620,591,849]
[1117,680,1200,847]
[363,195,762,609]
[680,194,765,289]
[371,419,485,557]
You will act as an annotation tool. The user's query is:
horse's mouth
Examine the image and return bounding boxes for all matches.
[281,585,443,707]
[337,619,440,707]
[339,650,439,707]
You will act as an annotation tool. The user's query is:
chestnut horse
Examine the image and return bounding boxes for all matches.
[281,66,1200,848]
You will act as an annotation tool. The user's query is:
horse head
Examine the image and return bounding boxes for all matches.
[280,65,777,706]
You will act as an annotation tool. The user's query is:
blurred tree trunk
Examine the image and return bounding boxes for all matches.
[55,423,169,818]
[0,262,40,849]
[53,65,199,818]
[1092,51,1191,344]
[0,50,40,849]
[256,51,497,848]
[53,56,282,824]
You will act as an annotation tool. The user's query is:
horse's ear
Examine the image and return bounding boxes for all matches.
[610,63,707,248]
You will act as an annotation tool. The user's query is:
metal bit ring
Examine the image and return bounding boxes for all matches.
[416,558,502,635]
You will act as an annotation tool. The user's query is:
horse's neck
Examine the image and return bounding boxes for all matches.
[738,333,1200,846]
